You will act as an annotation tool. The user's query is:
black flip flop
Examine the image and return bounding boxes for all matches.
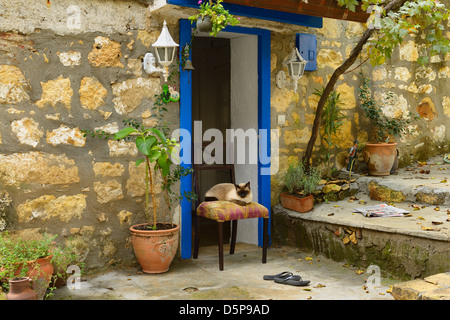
[263,271,293,281]
[274,275,310,286]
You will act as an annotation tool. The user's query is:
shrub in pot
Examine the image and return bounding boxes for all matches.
[84,116,196,273]
[189,0,240,37]
[358,78,418,176]
[113,121,196,273]
[280,161,321,213]
[0,232,79,299]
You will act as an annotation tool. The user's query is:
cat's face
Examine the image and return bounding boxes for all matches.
[235,182,251,198]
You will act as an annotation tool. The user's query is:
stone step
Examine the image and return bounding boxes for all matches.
[338,155,450,206]
[392,272,450,300]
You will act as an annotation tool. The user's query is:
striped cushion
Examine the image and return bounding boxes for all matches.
[197,201,269,222]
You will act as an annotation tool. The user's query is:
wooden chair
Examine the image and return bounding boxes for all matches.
[192,142,269,271]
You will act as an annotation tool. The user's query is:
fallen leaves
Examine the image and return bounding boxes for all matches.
[421,225,441,231]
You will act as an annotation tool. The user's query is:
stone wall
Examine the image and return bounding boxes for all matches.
[269,14,450,205]
[0,0,180,270]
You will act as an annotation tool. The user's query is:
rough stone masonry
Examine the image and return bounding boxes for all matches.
[0,0,449,272]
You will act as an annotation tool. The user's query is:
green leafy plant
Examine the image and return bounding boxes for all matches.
[113,121,196,230]
[189,0,240,37]
[303,0,450,169]
[283,161,321,196]
[358,77,418,143]
[0,232,79,298]
[314,88,345,178]
[83,86,196,231]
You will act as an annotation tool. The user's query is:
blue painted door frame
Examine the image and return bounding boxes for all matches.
[178,20,272,259]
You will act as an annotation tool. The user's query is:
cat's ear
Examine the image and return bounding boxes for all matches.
[245,181,250,188]
[235,184,240,189]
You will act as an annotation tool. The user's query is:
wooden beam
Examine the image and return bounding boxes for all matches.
[223,0,369,23]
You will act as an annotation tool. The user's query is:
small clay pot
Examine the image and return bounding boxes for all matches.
[197,16,213,33]
[6,277,38,300]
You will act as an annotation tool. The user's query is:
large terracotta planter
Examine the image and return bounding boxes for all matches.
[130,223,180,274]
[14,255,54,300]
[280,193,314,213]
[363,142,397,176]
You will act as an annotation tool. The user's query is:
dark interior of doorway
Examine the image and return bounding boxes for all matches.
[192,36,231,247]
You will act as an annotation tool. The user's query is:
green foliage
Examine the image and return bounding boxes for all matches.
[189,0,240,37]
[283,161,322,195]
[358,77,419,142]
[314,88,346,178]
[284,161,305,194]
[0,232,80,298]
[82,83,197,230]
[336,0,450,67]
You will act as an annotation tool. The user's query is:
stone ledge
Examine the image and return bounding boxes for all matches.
[392,272,450,300]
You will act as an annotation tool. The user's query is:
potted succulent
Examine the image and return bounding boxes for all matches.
[0,232,79,299]
[280,161,321,213]
[189,0,240,37]
[358,78,418,176]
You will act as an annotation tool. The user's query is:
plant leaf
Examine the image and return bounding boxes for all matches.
[136,136,157,156]
[114,127,137,140]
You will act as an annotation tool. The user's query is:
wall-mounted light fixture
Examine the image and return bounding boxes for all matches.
[143,20,179,82]
[281,47,307,93]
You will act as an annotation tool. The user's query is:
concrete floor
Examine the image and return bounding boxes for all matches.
[51,243,398,300]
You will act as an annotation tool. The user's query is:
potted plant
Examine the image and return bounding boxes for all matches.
[0,232,79,299]
[83,75,195,274]
[112,120,195,273]
[189,0,240,37]
[358,78,418,176]
[280,161,321,213]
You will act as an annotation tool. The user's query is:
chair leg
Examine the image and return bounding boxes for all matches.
[262,218,268,264]
[230,220,237,255]
[218,221,224,271]
[193,214,200,259]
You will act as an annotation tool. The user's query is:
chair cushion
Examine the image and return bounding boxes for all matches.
[196,201,269,222]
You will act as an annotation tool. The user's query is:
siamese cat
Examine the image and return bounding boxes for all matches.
[205,182,252,206]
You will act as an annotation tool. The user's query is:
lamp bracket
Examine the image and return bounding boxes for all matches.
[143,52,164,75]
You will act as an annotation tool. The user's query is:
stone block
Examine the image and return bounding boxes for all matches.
[391,279,446,300]
[422,288,450,300]
[415,191,445,205]
[369,182,405,203]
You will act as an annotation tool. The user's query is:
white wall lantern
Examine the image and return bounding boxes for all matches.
[143,20,179,82]
[282,47,307,93]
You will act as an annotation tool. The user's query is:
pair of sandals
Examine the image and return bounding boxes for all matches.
[263,271,310,286]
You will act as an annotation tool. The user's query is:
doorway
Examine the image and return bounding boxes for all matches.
[191,33,259,247]
[179,21,271,259]
[191,36,232,246]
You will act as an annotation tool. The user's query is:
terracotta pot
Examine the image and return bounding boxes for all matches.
[363,142,397,176]
[197,16,212,33]
[280,193,314,213]
[14,255,54,300]
[6,277,38,300]
[130,223,180,274]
